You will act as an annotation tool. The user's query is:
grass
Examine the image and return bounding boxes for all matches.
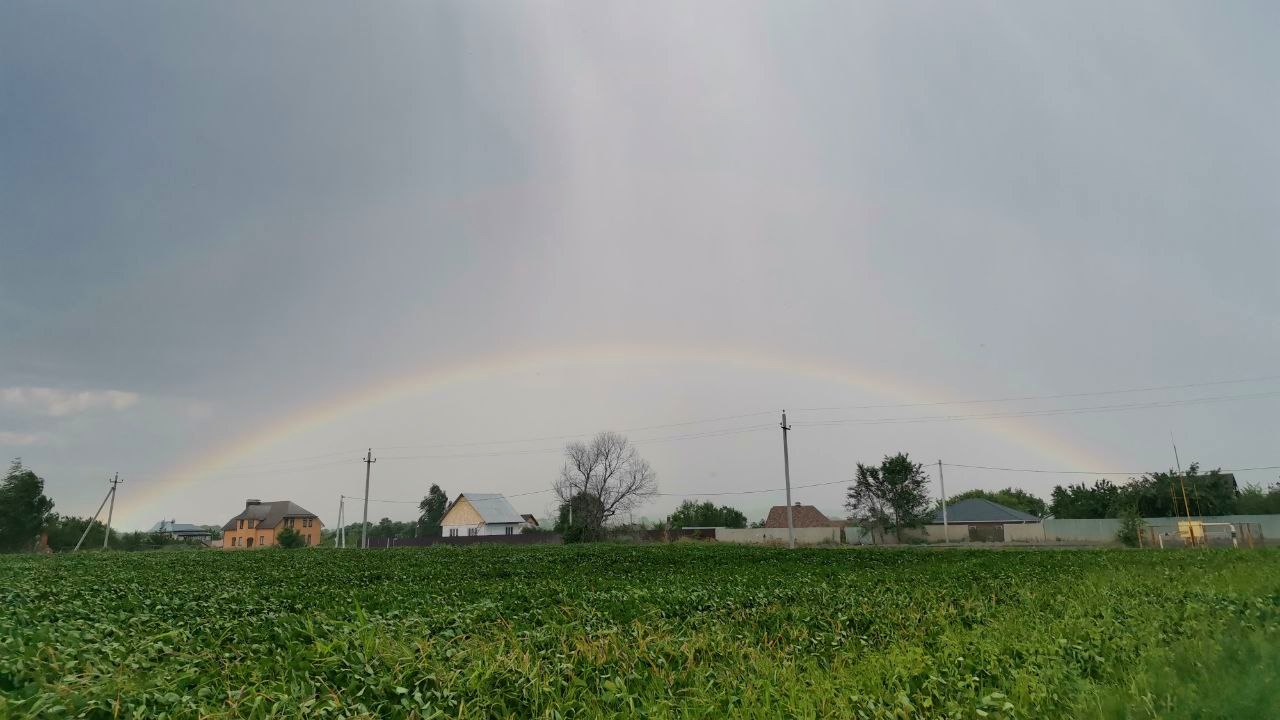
[1,544,1277,718]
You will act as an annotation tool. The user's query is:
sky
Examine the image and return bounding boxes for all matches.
[2,1,1278,530]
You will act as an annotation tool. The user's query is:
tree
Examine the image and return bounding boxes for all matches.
[1048,462,1239,519]
[845,453,932,542]
[666,500,748,529]
[0,460,55,552]
[418,484,448,536]
[1236,482,1280,515]
[946,488,1047,518]
[554,492,606,543]
[552,432,657,541]
[276,527,305,549]
[44,515,109,552]
[1049,479,1125,519]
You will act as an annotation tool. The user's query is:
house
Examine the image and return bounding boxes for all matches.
[934,498,1041,525]
[148,520,214,542]
[764,503,839,528]
[439,493,528,537]
[221,499,322,549]
[521,514,540,529]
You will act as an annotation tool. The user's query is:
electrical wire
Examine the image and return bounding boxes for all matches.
[793,372,1280,413]
[791,389,1280,428]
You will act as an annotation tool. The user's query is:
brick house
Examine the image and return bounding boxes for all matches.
[221,499,322,549]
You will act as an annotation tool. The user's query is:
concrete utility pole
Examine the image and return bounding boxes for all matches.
[781,411,795,549]
[102,473,122,549]
[336,495,345,548]
[937,460,949,543]
[360,449,376,549]
[74,482,114,552]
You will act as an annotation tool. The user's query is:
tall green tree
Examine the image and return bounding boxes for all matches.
[666,500,748,529]
[0,460,55,552]
[418,484,448,536]
[845,453,932,542]
[1048,462,1238,518]
[1236,482,1280,514]
[946,487,1047,517]
[554,492,606,543]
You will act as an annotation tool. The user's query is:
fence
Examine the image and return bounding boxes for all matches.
[383,533,563,548]
[715,527,841,546]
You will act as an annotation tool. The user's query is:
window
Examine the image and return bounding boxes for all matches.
[259,535,264,546]
[449,528,458,537]
[505,526,514,535]
[467,527,478,536]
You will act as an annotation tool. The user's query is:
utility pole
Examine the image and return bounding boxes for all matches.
[360,449,376,549]
[336,495,345,548]
[74,482,114,552]
[1172,434,1192,518]
[937,460,949,543]
[781,411,794,549]
[102,473,122,549]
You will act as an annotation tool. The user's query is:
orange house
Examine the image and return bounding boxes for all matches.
[221,499,322,549]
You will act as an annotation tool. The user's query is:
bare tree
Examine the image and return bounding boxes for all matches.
[553,432,657,538]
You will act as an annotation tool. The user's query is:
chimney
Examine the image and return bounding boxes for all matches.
[246,499,262,508]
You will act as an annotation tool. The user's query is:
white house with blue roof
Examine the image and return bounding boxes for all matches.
[439,493,531,537]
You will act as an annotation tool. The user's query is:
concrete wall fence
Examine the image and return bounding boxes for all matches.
[907,515,1277,545]
[715,527,841,546]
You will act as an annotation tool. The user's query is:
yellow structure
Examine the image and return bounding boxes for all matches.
[1176,520,1204,546]
[222,499,322,549]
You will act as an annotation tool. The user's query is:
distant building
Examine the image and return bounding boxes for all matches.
[221,499,322,549]
[521,514,540,529]
[764,503,838,529]
[934,498,1041,525]
[148,520,214,542]
[439,494,528,537]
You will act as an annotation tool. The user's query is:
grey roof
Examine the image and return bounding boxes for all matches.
[451,493,525,525]
[222,500,320,531]
[148,520,212,535]
[935,498,1041,524]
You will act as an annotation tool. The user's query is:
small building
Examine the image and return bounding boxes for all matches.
[521,514,540,529]
[148,520,213,542]
[935,498,1041,525]
[764,503,837,529]
[221,499,322,549]
[439,493,527,537]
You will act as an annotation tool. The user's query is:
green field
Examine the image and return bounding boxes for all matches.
[2,545,1277,719]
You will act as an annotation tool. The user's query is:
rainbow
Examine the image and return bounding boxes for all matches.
[119,343,1111,523]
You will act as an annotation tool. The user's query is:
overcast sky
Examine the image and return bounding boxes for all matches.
[2,1,1278,530]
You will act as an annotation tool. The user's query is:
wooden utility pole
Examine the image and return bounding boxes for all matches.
[781,411,794,549]
[360,449,376,549]
[102,473,122,549]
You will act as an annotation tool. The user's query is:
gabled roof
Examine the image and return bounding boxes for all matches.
[935,498,1041,524]
[764,505,834,528]
[447,493,525,525]
[223,500,320,531]
[148,520,211,534]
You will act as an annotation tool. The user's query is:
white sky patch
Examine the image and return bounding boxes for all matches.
[0,431,40,446]
[0,387,140,417]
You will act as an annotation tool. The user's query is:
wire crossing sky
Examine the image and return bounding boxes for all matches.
[2,1,1277,528]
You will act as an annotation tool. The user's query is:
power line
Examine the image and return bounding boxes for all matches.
[377,423,774,461]
[376,410,777,451]
[942,462,1280,476]
[793,372,1280,413]
[791,389,1280,428]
